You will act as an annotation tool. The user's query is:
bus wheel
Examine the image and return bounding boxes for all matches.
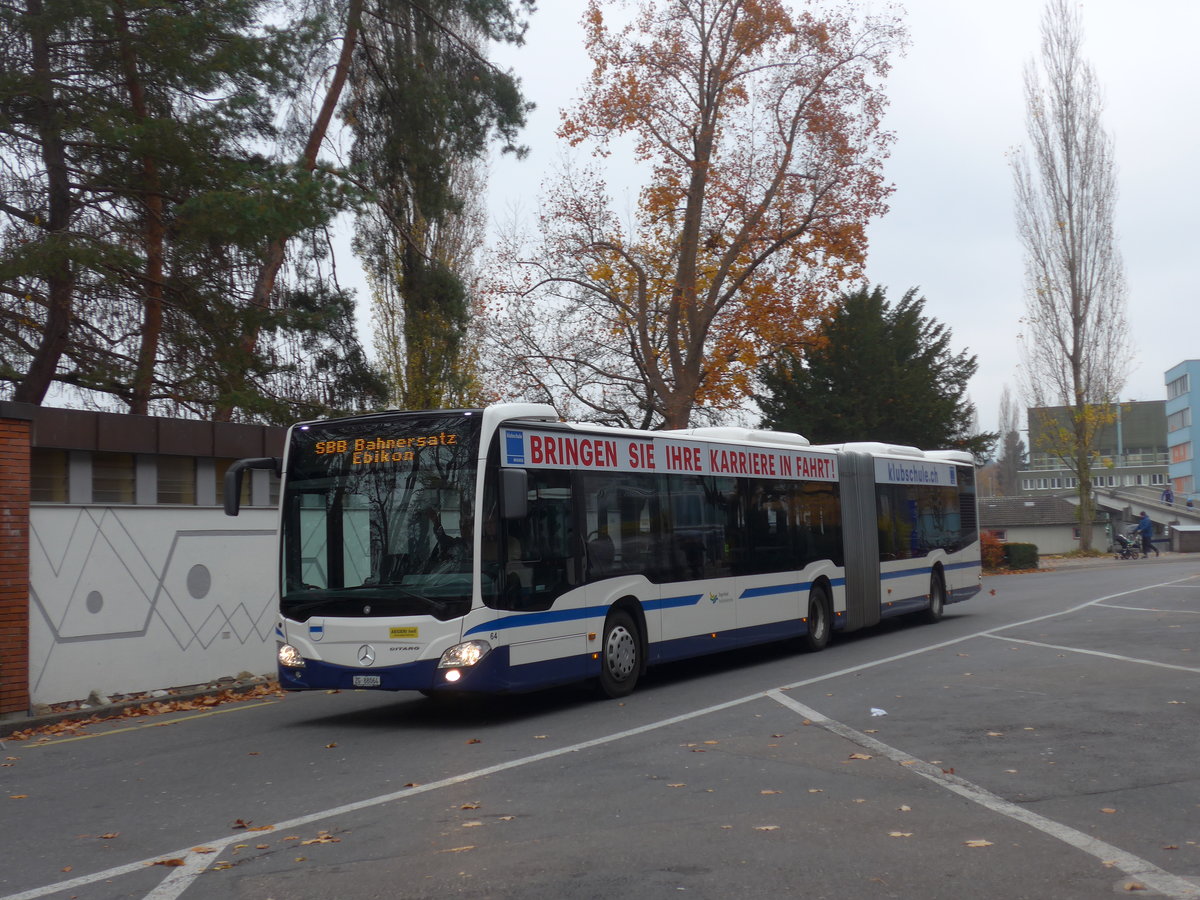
[598,609,641,698]
[799,584,831,652]
[921,571,946,624]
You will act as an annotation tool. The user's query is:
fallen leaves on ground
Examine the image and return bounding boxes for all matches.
[753,825,780,831]
[964,840,993,848]
[3,681,286,741]
[149,858,186,867]
[300,832,340,845]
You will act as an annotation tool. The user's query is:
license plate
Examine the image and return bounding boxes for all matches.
[352,675,381,687]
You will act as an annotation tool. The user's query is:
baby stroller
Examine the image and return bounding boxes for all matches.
[1112,528,1140,560]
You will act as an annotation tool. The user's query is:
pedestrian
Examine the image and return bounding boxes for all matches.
[1187,496,1195,509]
[1136,510,1159,558]
[1161,485,1174,506]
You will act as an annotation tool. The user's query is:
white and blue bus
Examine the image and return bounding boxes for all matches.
[225,403,980,698]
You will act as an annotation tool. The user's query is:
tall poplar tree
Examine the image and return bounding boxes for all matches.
[1013,0,1130,550]
[349,0,533,410]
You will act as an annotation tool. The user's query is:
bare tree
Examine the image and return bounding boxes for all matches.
[484,0,903,429]
[1013,0,1130,550]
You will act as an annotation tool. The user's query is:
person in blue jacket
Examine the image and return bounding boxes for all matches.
[1136,511,1158,558]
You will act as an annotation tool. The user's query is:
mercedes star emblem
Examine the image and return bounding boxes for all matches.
[357,644,376,666]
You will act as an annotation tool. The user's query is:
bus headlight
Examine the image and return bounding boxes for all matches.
[438,640,491,668]
[278,643,305,668]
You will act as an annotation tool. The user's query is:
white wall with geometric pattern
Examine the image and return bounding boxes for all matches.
[28,506,279,705]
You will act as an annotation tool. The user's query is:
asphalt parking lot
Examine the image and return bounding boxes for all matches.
[2,558,1199,899]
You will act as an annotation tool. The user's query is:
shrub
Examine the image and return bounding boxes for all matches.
[981,532,1005,570]
[1003,542,1039,570]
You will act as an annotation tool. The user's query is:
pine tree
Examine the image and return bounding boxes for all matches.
[758,285,992,456]
[0,0,380,419]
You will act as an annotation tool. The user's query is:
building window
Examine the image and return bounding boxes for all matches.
[1151,473,1166,486]
[1167,373,1189,400]
[92,451,135,504]
[214,458,252,507]
[1167,408,1191,432]
[157,456,196,504]
[30,448,69,502]
[1171,442,1192,464]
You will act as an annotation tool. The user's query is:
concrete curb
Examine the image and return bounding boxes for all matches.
[0,675,274,741]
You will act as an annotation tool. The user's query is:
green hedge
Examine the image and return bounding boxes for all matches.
[1002,542,1039,570]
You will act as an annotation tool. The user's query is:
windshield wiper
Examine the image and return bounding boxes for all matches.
[283,585,441,616]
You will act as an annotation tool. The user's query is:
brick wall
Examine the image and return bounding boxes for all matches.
[0,415,31,716]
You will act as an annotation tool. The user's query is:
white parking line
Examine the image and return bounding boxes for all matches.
[768,690,1200,900]
[982,634,1200,673]
[1100,602,1200,614]
[4,572,1195,900]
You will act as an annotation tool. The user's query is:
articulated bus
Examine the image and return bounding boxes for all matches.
[225,403,980,698]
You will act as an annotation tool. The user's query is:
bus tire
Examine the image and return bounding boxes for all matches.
[798,584,831,653]
[598,609,641,698]
[921,570,946,624]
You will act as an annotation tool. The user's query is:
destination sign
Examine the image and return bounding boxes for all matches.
[503,429,838,482]
[311,430,459,466]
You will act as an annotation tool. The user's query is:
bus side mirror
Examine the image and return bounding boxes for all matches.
[224,457,281,516]
[500,468,528,520]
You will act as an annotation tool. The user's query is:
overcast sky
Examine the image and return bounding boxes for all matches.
[481,0,1200,439]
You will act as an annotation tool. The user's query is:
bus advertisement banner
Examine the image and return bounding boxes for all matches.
[502,428,839,482]
[874,457,959,487]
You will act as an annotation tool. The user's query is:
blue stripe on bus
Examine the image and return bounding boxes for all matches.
[464,606,604,637]
[464,573,869,636]
[881,560,980,580]
[740,582,808,598]
[464,593,706,637]
[647,593,706,611]
[738,577,847,599]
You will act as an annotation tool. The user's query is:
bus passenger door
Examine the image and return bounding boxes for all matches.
[501,469,587,681]
[659,475,736,645]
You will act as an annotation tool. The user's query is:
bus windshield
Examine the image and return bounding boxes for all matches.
[281,412,482,622]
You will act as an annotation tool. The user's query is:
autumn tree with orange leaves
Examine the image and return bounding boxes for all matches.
[485,0,904,428]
